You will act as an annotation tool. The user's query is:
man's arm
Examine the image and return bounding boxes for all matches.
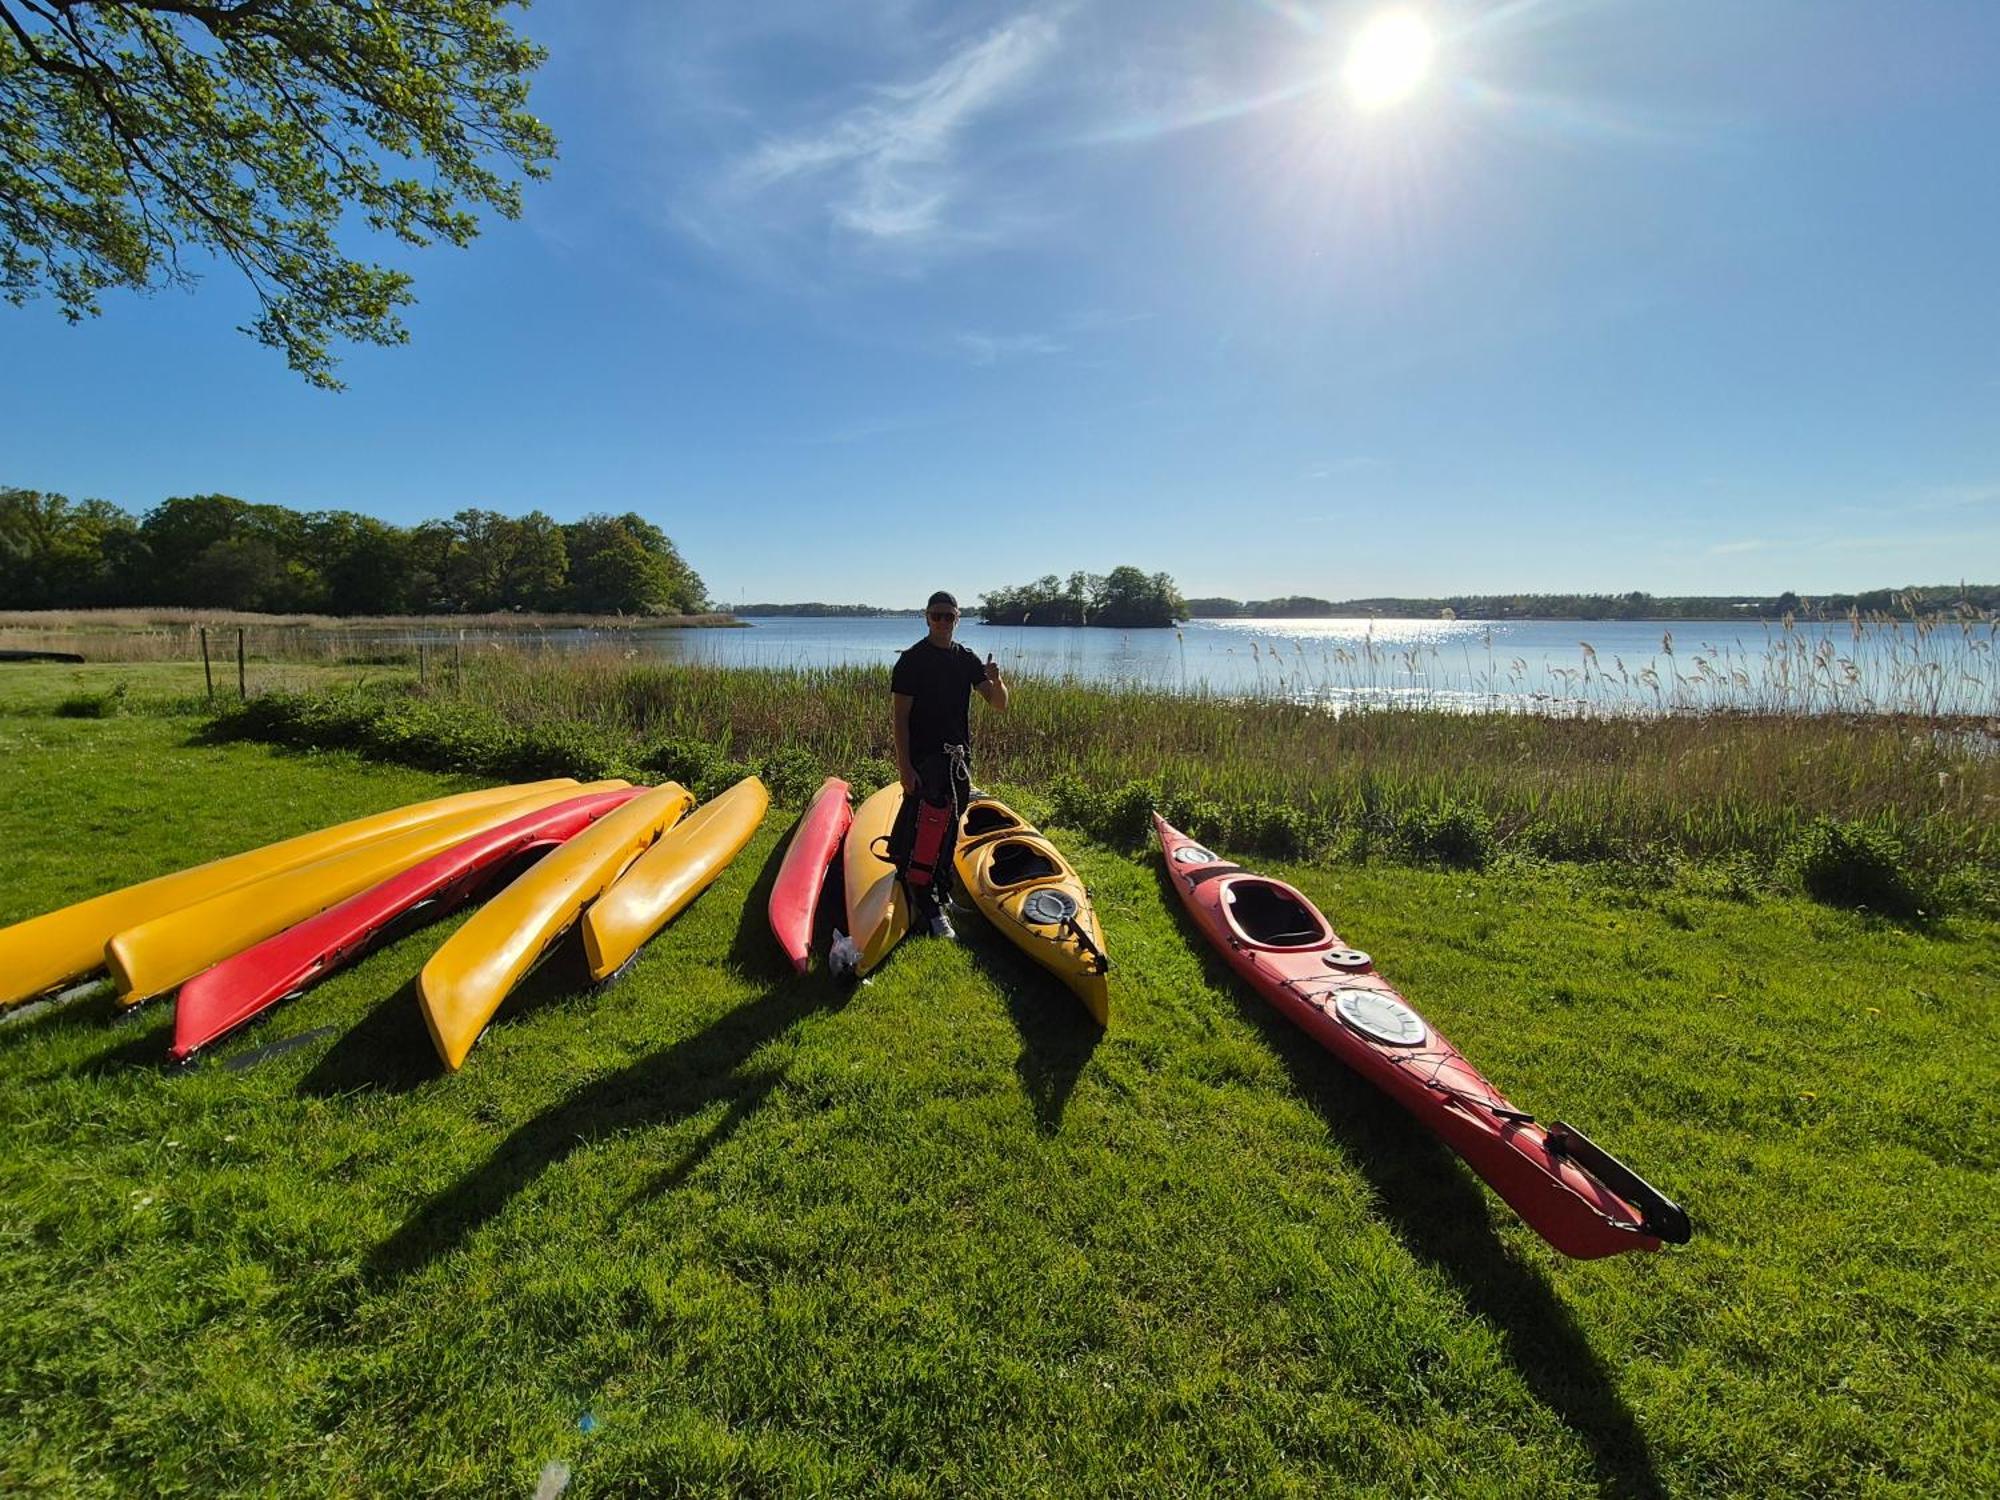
[893,693,917,793]
[976,652,1009,712]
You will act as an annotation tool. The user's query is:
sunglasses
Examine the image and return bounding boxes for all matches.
[928,610,958,622]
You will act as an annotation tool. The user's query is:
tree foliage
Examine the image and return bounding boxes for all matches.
[979,567,1186,628]
[0,485,709,615]
[0,0,555,387]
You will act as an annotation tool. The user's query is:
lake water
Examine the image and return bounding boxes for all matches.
[444,615,1997,716]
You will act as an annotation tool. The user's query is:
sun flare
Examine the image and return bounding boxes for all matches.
[1342,11,1436,112]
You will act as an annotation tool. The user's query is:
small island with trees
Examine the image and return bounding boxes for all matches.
[978,567,1187,628]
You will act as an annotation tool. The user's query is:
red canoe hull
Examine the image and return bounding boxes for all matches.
[768,777,852,974]
[1153,813,1688,1260]
[170,788,644,1059]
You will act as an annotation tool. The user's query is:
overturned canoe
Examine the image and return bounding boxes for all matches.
[955,797,1110,1025]
[768,777,852,975]
[107,783,625,1006]
[582,776,769,981]
[418,782,694,1070]
[0,778,578,1008]
[1154,813,1690,1259]
[169,787,646,1061]
[833,783,910,978]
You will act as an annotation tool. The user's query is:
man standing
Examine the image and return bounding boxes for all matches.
[889,590,1008,937]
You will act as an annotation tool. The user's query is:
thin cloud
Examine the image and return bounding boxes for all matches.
[734,15,1061,247]
[1910,483,2000,513]
[1306,456,1385,480]
[1708,538,1767,556]
[956,331,1067,365]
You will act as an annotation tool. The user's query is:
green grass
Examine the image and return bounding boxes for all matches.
[0,696,1996,1495]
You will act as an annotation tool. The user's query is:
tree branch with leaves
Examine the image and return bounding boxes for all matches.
[0,0,555,387]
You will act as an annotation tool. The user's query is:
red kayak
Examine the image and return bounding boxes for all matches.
[1154,814,1689,1259]
[768,777,852,974]
[169,788,644,1060]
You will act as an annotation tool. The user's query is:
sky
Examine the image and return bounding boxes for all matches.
[4,0,1998,605]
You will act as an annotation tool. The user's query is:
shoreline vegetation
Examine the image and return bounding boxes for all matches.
[20,647,1973,916]
[0,608,743,664]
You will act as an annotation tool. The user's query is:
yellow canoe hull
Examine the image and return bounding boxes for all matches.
[418,781,694,1070]
[0,778,578,1007]
[581,776,769,981]
[841,783,910,977]
[954,797,1110,1025]
[104,782,627,1006]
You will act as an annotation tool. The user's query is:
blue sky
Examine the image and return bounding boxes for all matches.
[5,0,1997,604]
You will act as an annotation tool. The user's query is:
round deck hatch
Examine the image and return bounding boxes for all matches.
[1333,988,1427,1047]
[1172,845,1218,864]
[1323,948,1372,971]
[1021,888,1078,925]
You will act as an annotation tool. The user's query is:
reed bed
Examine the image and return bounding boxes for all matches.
[0,607,739,663]
[1205,612,1996,718]
[420,647,1995,884]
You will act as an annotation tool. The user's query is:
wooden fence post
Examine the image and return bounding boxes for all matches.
[200,627,213,702]
[237,628,247,700]
[419,642,428,688]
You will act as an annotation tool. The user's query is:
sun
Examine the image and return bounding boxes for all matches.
[1342,10,1436,112]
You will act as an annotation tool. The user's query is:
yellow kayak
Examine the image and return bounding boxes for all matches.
[418,781,694,1070]
[836,782,911,978]
[581,776,769,981]
[954,796,1110,1025]
[106,782,625,1006]
[0,778,578,1008]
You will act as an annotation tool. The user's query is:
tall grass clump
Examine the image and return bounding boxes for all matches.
[1784,818,1924,919]
[52,682,129,718]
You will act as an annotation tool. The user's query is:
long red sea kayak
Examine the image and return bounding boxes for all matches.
[1154,814,1690,1259]
[170,788,644,1060]
[768,777,852,974]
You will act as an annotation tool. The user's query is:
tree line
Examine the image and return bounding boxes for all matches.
[0,488,708,616]
[1182,588,2000,621]
[979,568,1187,628]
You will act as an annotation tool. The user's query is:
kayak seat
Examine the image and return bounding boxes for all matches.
[1227,881,1329,948]
[963,803,1022,839]
[987,840,1061,887]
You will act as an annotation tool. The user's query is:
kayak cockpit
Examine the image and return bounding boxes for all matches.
[1223,879,1332,950]
[962,801,1027,842]
[986,839,1062,888]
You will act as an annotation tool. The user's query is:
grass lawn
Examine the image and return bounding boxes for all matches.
[0,678,1994,1496]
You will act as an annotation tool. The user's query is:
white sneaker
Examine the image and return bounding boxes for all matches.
[927,912,957,940]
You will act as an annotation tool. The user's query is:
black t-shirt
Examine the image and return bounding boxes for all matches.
[891,639,987,758]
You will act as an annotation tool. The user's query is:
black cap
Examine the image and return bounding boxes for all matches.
[927,591,958,611]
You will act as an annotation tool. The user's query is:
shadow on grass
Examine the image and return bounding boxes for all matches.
[726,827,800,985]
[956,912,1101,1133]
[0,984,122,1050]
[299,977,446,1096]
[364,970,846,1283]
[1152,862,1667,1500]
